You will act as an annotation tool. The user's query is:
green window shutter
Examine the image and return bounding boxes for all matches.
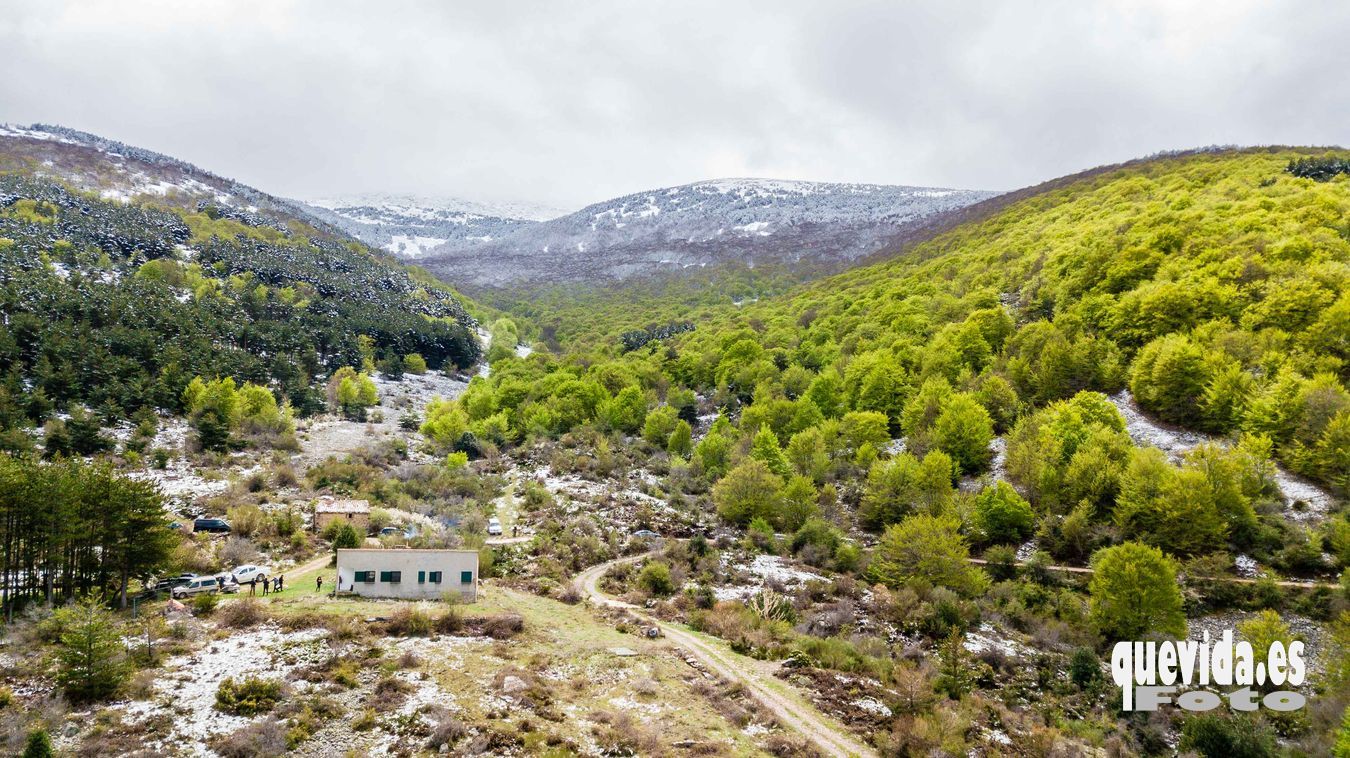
[429,571,442,584]
[418,571,426,584]
[460,570,473,584]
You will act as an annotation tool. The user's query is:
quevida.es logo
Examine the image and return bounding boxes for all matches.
[1110,630,1306,712]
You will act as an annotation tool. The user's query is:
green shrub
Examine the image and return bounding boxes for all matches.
[215,676,286,715]
[22,729,54,758]
[637,561,674,595]
[191,592,220,616]
[384,606,434,636]
[1179,714,1276,758]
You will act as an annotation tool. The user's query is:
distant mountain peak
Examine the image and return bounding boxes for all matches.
[417,177,998,290]
[308,192,568,223]
[297,193,567,260]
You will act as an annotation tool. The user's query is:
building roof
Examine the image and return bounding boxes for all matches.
[315,498,370,514]
[336,548,479,555]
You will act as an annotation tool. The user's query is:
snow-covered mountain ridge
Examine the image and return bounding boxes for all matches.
[0,123,339,234]
[298,193,566,260]
[419,177,998,288]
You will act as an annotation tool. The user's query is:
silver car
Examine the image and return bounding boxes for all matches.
[171,575,237,599]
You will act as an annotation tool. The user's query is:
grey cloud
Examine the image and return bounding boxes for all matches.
[0,0,1344,210]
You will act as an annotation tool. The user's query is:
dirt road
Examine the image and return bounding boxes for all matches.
[574,553,877,758]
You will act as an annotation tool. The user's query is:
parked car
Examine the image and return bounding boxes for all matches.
[144,573,195,596]
[171,576,224,599]
[487,517,503,536]
[193,518,231,534]
[631,529,661,540]
[231,564,268,584]
[379,526,401,537]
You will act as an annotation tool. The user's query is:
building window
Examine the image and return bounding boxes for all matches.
[460,570,473,584]
[380,570,401,583]
[417,571,426,584]
[354,571,375,583]
[429,571,442,584]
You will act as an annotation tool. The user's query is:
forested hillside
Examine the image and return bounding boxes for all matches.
[390,147,1350,754]
[482,147,1348,494]
[0,172,480,445]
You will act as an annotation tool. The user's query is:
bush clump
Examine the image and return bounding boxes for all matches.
[216,599,269,629]
[215,676,286,716]
[384,606,434,636]
[212,718,287,758]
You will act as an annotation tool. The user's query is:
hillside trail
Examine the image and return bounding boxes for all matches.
[968,557,1341,589]
[574,552,877,758]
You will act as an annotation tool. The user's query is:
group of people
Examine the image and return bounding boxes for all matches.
[247,574,283,595]
[215,573,284,595]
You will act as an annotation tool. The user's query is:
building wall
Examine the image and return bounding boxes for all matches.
[315,511,370,534]
[335,549,478,601]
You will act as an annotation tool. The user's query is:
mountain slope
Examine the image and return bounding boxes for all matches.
[454,147,1348,499]
[420,178,996,289]
[0,124,480,423]
[300,193,563,260]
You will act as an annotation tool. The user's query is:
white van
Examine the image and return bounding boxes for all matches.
[487,517,503,536]
[172,576,229,599]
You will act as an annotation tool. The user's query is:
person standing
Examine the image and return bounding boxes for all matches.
[216,575,224,593]
[316,575,323,593]
[248,576,257,596]
[276,575,284,592]
[261,577,269,595]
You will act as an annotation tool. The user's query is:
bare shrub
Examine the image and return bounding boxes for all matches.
[384,606,434,636]
[212,718,287,758]
[225,506,266,538]
[477,613,524,640]
[369,675,413,712]
[277,612,327,632]
[125,669,158,700]
[219,537,260,567]
[324,615,366,641]
[591,710,661,754]
[427,716,467,750]
[632,677,658,697]
[216,599,268,629]
[273,464,299,488]
[433,606,463,634]
[764,733,814,756]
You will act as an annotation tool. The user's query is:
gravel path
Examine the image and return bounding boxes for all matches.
[575,553,878,758]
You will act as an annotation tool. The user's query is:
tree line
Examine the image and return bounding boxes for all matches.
[0,455,174,615]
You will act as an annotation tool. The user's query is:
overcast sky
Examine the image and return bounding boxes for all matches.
[2,0,1347,211]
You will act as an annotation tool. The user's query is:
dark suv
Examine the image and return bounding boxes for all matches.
[193,518,231,534]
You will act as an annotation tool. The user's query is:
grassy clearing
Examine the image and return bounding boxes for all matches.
[232,581,774,754]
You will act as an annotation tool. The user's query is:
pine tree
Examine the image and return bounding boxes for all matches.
[935,629,974,699]
[54,598,130,702]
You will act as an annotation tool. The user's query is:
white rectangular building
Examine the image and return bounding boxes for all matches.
[335,548,479,602]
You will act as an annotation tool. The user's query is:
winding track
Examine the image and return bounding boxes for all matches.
[574,553,878,758]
